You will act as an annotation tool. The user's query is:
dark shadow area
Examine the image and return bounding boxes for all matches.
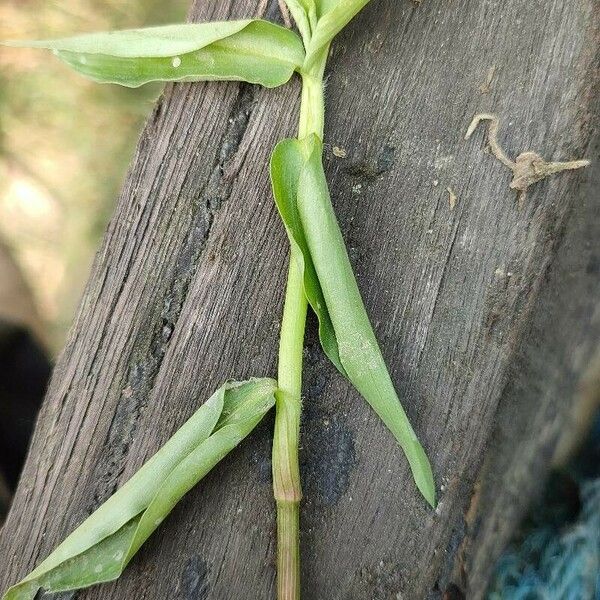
[0,321,51,518]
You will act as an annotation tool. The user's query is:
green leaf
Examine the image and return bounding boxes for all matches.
[293,135,436,507]
[281,0,317,44]
[3,20,304,88]
[2,378,277,600]
[304,0,370,70]
[313,0,344,17]
[270,138,345,375]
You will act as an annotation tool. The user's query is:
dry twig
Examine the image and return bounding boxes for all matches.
[466,113,590,206]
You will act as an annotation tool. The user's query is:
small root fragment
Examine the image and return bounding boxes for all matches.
[465,113,590,206]
[465,114,515,169]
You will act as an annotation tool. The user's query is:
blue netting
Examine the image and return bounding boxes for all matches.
[488,413,600,600]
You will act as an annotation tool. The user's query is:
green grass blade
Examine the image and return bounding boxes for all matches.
[270,138,345,375]
[304,0,370,70]
[295,136,436,507]
[4,21,253,57]
[3,21,304,88]
[126,378,277,560]
[2,378,276,600]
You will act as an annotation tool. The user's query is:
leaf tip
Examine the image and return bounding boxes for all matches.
[408,443,436,509]
[421,480,437,509]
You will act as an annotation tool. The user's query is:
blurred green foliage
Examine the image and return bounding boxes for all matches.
[0,0,187,352]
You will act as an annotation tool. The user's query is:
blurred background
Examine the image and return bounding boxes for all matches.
[0,0,187,519]
[1,0,188,351]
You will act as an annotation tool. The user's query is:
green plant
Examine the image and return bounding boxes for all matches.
[2,3,436,599]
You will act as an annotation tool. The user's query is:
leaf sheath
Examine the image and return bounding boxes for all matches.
[272,135,436,507]
[271,138,345,375]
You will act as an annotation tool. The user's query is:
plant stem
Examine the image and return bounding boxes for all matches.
[298,47,328,141]
[273,41,329,600]
[273,255,306,600]
[272,47,329,600]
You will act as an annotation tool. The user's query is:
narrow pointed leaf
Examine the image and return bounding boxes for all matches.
[304,0,370,70]
[2,378,277,600]
[295,135,436,507]
[3,20,304,88]
[281,0,316,44]
[270,138,345,375]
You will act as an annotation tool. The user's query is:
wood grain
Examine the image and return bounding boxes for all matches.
[0,0,598,598]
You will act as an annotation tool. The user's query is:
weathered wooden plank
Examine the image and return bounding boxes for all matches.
[0,0,597,598]
[458,92,600,598]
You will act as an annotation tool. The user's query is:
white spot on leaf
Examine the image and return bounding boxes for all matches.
[172,56,181,68]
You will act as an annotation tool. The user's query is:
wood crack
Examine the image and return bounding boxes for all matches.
[88,81,259,508]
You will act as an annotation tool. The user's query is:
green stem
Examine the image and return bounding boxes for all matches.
[272,255,307,600]
[298,46,329,141]
[272,47,329,600]
[276,500,301,599]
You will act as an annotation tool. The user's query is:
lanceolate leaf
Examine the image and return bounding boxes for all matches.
[4,20,304,88]
[2,378,277,600]
[286,135,436,507]
[270,138,345,375]
[304,0,371,70]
